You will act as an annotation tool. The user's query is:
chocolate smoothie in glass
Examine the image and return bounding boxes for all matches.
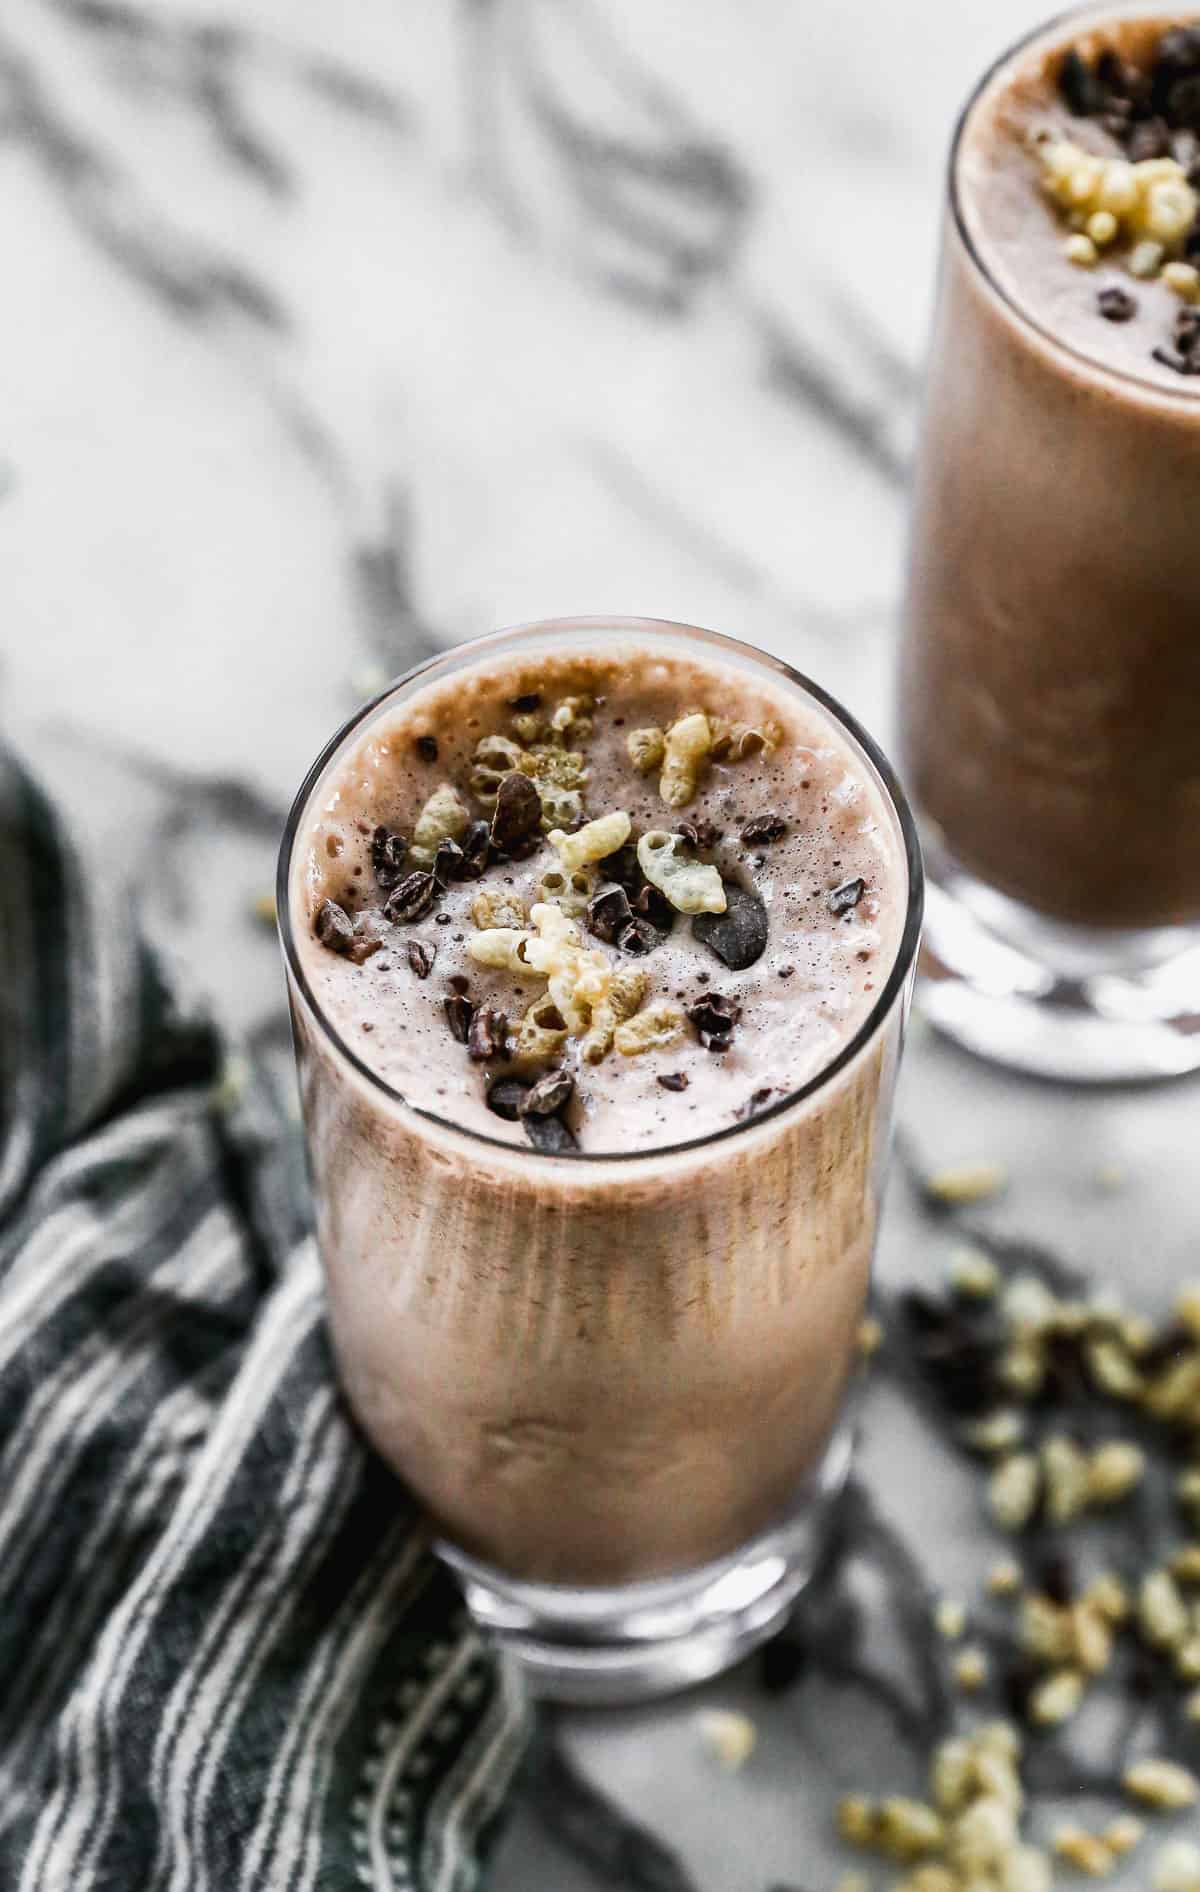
[901,4,1200,1081]
[279,617,921,1701]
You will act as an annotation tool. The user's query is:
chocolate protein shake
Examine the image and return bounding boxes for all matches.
[281,618,919,1694]
[902,8,1200,932]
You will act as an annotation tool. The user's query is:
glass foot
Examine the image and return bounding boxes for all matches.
[919,847,1200,1084]
[438,1428,852,1705]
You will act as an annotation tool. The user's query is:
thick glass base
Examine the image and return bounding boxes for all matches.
[438,1428,853,1705]
[920,839,1200,1083]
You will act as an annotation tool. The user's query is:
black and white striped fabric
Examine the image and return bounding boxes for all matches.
[0,756,528,1891]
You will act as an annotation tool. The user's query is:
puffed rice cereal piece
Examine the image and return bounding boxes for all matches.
[521,902,613,1034]
[949,1794,1016,1871]
[715,719,783,762]
[549,811,631,872]
[539,865,595,919]
[1052,1826,1114,1878]
[580,968,649,1064]
[536,784,585,832]
[410,784,470,862]
[989,1454,1040,1531]
[931,1737,974,1814]
[613,1002,685,1056]
[627,727,666,775]
[471,888,528,932]
[1002,1845,1053,1892]
[469,735,531,805]
[528,746,587,789]
[1124,1759,1200,1809]
[511,995,569,1067]
[1102,1816,1144,1857]
[466,927,532,973]
[1028,1668,1084,1726]
[876,1797,945,1862]
[1086,1441,1145,1506]
[695,1708,756,1771]
[1139,1570,1190,1650]
[836,1795,877,1846]
[549,694,594,742]
[952,1646,988,1692]
[637,831,726,914]
[659,712,714,808]
[1152,1839,1200,1892]
[1041,1435,1090,1525]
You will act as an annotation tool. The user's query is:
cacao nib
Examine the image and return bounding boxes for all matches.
[486,1076,530,1121]
[1058,46,1108,116]
[314,899,356,955]
[631,884,675,932]
[467,1007,508,1062]
[432,838,464,885]
[490,773,541,853]
[1097,285,1137,323]
[370,826,409,892]
[595,842,642,893]
[586,886,633,944]
[523,1113,578,1155]
[385,871,438,924]
[457,819,491,880]
[444,994,475,1044]
[687,992,742,1052]
[741,813,788,845]
[692,884,768,970]
[617,918,661,957]
[676,818,722,850]
[829,877,866,916]
[407,939,437,979]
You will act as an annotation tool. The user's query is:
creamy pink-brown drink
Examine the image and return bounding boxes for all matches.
[280,617,920,1699]
[900,5,1200,1082]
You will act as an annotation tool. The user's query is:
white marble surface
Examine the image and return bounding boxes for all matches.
[3,2,1199,1887]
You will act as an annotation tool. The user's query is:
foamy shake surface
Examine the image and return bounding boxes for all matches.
[293,643,905,1155]
[959,13,1200,389]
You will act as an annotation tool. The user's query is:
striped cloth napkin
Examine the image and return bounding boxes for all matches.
[0,756,528,1892]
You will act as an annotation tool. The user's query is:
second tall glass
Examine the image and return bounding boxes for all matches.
[900,3,1200,1082]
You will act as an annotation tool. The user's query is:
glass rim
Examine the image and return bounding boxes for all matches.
[276,614,924,1167]
[948,0,1200,406]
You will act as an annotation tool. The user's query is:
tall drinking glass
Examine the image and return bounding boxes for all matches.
[900,3,1200,1082]
[279,617,922,1702]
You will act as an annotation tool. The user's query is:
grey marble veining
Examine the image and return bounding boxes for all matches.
[3,2,1198,1887]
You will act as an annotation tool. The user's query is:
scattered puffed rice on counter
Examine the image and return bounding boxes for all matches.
[934,1598,967,1641]
[926,1162,1008,1206]
[695,1708,756,1771]
[1154,1839,1200,1892]
[1124,1759,1200,1810]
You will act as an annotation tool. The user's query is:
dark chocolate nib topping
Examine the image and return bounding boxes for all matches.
[486,1076,529,1122]
[688,992,742,1052]
[314,898,356,954]
[692,884,768,971]
[829,877,866,916]
[467,1007,508,1062]
[385,871,437,925]
[371,826,409,892]
[522,1113,578,1155]
[407,939,437,979]
[490,772,541,853]
[443,994,475,1044]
